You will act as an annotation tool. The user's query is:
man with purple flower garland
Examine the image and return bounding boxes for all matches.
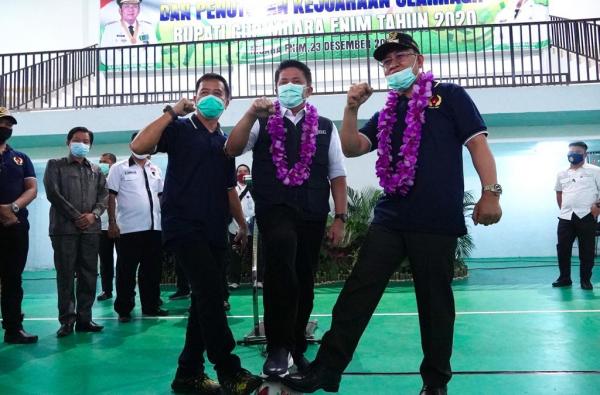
[284,33,502,395]
[226,60,348,378]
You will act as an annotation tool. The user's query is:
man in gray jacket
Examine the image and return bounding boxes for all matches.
[43,126,108,337]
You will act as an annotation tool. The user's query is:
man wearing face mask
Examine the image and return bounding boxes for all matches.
[107,133,167,322]
[553,141,600,290]
[131,73,263,395]
[226,60,348,377]
[284,32,502,395]
[44,126,108,338]
[97,153,118,302]
[0,107,39,344]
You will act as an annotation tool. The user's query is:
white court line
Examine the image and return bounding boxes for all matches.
[22,309,600,321]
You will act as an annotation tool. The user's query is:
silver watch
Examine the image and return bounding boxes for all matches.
[11,202,20,214]
[482,184,502,195]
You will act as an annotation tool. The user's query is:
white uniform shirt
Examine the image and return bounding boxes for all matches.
[100,20,157,68]
[242,104,347,180]
[555,163,600,220]
[107,157,163,234]
[228,182,255,235]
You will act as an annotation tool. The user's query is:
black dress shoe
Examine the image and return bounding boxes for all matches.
[292,353,310,373]
[552,279,573,287]
[581,280,594,290]
[283,361,341,393]
[168,290,191,300]
[4,329,38,344]
[419,385,448,395]
[57,323,74,338]
[142,308,169,317]
[263,348,290,376]
[96,292,113,301]
[75,321,104,332]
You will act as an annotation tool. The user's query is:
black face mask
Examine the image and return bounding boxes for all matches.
[0,127,12,144]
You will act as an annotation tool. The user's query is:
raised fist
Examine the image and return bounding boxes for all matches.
[251,97,275,118]
[173,98,196,116]
[347,83,373,111]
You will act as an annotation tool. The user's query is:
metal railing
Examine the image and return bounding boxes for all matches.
[2,18,599,111]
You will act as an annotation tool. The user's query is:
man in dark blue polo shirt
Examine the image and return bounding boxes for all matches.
[131,73,262,395]
[285,33,503,395]
[0,107,39,344]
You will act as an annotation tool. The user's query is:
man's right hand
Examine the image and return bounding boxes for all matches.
[172,98,196,116]
[0,205,19,227]
[250,97,275,118]
[108,222,120,239]
[346,83,373,111]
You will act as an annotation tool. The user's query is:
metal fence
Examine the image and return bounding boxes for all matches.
[1,18,599,111]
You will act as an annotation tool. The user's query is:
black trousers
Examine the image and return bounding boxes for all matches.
[51,233,99,324]
[173,238,241,380]
[98,230,116,293]
[256,205,327,355]
[316,224,457,387]
[556,213,597,283]
[0,222,29,332]
[113,230,162,315]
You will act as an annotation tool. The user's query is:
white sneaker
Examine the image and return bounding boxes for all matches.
[228,283,239,289]
[256,282,263,289]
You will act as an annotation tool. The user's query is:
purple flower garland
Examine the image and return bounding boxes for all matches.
[267,100,319,186]
[375,71,434,195]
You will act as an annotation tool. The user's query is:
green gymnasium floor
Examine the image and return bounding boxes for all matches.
[1,259,600,395]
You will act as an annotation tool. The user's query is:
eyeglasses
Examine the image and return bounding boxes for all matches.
[379,51,418,69]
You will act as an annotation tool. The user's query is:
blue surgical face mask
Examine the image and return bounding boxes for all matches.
[196,95,225,119]
[278,83,306,109]
[386,58,418,91]
[568,152,584,165]
[98,163,110,175]
[70,142,90,158]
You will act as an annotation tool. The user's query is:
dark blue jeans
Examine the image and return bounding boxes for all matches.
[173,238,241,379]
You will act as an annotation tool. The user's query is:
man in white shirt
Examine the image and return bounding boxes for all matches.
[100,0,157,70]
[554,141,600,290]
[107,133,167,321]
[227,164,256,290]
[226,60,348,377]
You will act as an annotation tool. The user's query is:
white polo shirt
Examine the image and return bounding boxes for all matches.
[107,157,163,234]
[228,182,255,235]
[555,163,600,220]
[242,104,347,180]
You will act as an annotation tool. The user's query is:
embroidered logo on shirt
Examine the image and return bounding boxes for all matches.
[317,130,327,135]
[428,94,442,109]
[13,156,23,166]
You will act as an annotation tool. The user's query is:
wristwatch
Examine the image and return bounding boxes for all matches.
[334,213,348,223]
[163,105,178,121]
[482,184,503,196]
[11,202,20,214]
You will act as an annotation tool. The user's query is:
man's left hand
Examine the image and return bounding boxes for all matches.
[327,219,346,246]
[0,205,19,227]
[74,213,96,230]
[472,194,502,226]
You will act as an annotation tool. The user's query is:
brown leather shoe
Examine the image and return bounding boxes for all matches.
[57,323,74,338]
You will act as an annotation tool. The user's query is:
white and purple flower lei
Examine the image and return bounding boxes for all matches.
[376,71,434,195]
[267,100,319,186]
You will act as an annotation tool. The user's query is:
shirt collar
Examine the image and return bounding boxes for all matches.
[128,156,152,167]
[189,114,224,136]
[68,155,92,167]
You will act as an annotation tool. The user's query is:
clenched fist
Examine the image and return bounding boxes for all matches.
[347,83,373,111]
[250,97,275,119]
[172,98,196,116]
